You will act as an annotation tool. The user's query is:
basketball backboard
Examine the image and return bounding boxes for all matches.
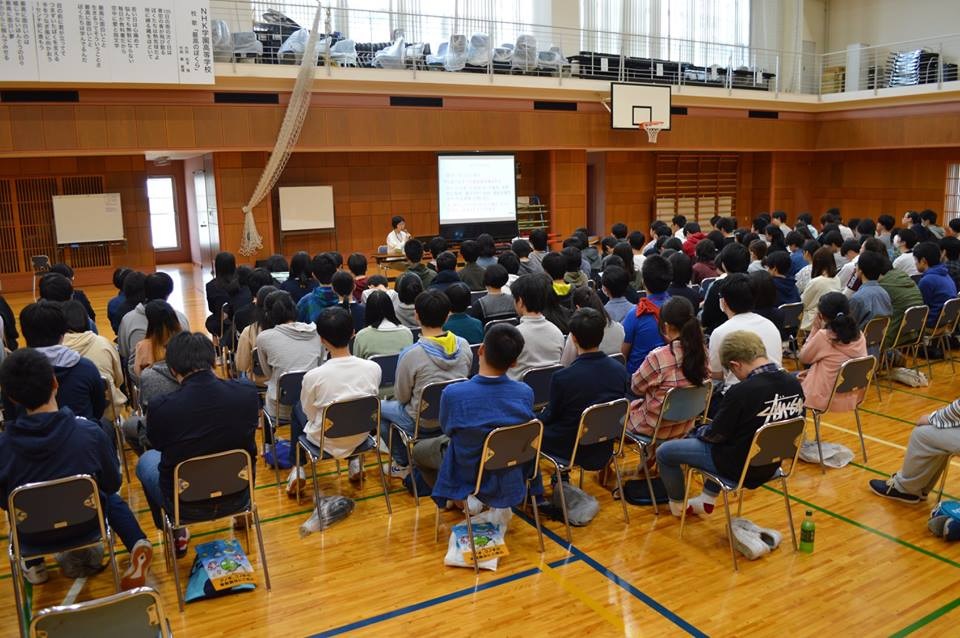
[610,82,672,131]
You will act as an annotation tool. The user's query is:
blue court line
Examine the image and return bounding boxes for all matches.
[308,556,582,637]
[513,510,707,638]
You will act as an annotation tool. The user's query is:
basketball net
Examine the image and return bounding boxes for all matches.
[238,3,324,256]
[641,121,665,144]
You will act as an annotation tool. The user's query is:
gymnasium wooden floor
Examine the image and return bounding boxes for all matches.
[1,263,958,637]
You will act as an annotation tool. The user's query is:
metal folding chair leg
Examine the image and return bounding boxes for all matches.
[252,507,271,591]
[853,408,868,462]
[737,490,744,517]
[554,470,573,543]
[924,340,933,381]
[679,466,694,539]
[529,489,545,553]
[781,476,798,551]
[374,447,393,515]
[812,413,826,474]
[640,445,659,516]
[434,503,441,542]
[106,529,121,592]
[10,550,26,638]
[612,457,629,524]
[165,520,185,612]
[407,440,420,507]
[464,507,479,574]
[937,455,953,503]
[294,444,303,505]
[721,490,738,572]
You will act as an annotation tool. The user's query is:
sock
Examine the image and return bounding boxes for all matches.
[668,500,685,517]
[687,492,717,516]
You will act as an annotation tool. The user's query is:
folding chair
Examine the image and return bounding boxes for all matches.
[369,353,399,389]
[699,277,718,296]
[625,384,712,515]
[411,327,422,341]
[861,315,890,400]
[809,355,877,473]
[886,305,928,376]
[434,420,545,573]
[609,352,626,366]
[163,449,270,611]
[294,395,392,514]
[31,255,50,302]
[521,364,562,410]
[101,375,130,484]
[30,586,172,638]
[8,475,121,637]
[779,302,804,369]
[483,317,520,334]
[923,297,960,379]
[470,290,488,307]
[262,370,308,486]
[469,343,481,377]
[935,454,957,504]
[679,417,806,571]
[389,378,468,506]
[539,399,630,542]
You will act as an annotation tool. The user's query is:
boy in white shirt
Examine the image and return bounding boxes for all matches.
[287,306,382,496]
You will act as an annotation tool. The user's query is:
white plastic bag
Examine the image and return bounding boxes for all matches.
[799,440,854,468]
[444,507,512,571]
[890,367,929,387]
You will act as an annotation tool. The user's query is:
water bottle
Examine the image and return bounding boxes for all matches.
[799,510,815,553]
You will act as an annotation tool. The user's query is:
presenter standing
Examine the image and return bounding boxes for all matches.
[386,216,411,254]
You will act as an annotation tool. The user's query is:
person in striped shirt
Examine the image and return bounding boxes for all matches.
[869,397,960,503]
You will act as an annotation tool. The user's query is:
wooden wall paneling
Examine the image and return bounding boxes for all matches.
[0,106,12,152]
[604,152,656,234]
[9,107,44,152]
[40,106,79,151]
[103,105,138,150]
[164,106,197,149]
[193,106,225,149]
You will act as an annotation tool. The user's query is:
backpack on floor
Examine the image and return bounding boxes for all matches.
[929,501,960,541]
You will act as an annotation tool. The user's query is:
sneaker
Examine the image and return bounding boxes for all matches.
[54,546,105,578]
[869,479,922,503]
[730,519,770,560]
[21,559,48,585]
[685,494,716,517]
[286,467,307,499]
[174,527,190,559]
[348,457,363,483]
[120,539,153,589]
[732,517,782,551]
[383,463,409,479]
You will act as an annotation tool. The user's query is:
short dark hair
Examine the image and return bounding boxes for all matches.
[364,290,400,328]
[122,271,147,303]
[62,300,90,333]
[668,251,692,286]
[719,242,750,274]
[628,231,645,250]
[748,271,778,309]
[414,289,450,328]
[511,238,532,258]
[112,267,131,291]
[841,239,860,256]
[662,237,683,252]
[857,250,885,280]
[941,236,960,261]
[802,239,820,258]
[316,306,354,347]
[949,218,960,234]
[611,222,628,239]
[0,348,55,410]
[166,332,216,376]
[718,217,736,234]
[897,228,918,250]
[367,274,388,288]
[39,273,72,302]
[561,246,582,273]
[529,229,548,251]
[460,239,481,263]
[772,211,787,223]
[397,273,423,304]
[403,239,424,264]
[511,274,547,313]
[857,218,877,237]
[482,323,525,373]
[601,265,629,298]
[672,215,687,228]
[764,250,791,276]
[20,302,66,347]
[497,251,520,275]
[785,230,805,249]
[719,273,754,314]
[749,239,767,261]
[347,253,368,276]
[428,236,448,258]
[436,251,457,272]
[477,233,497,258]
[145,272,174,301]
[311,254,337,284]
[905,211,922,225]
[542,252,566,280]
[483,263,509,288]
[391,215,404,228]
[914,241,941,267]
[601,236,618,253]
[331,270,355,298]
[265,254,288,273]
[877,214,895,232]
[247,268,276,298]
[695,238,717,263]
[683,222,701,235]
[821,230,844,248]
[263,290,298,328]
[444,282,472,313]
[569,307,605,350]
[641,255,672,294]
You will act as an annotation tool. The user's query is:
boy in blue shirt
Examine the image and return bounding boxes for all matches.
[442,283,483,345]
[915,241,958,327]
[296,253,340,323]
[622,255,672,374]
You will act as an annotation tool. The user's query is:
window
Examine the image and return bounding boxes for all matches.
[946,163,960,226]
[147,177,179,250]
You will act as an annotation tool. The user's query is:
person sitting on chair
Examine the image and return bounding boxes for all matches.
[848,251,893,329]
[0,348,154,589]
[118,272,190,373]
[403,239,437,288]
[296,254,340,324]
[797,293,868,412]
[386,215,411,254]
[136,332,259,556]
[442,283,483,345]
[508,274,564,381]
[656,331,804,517]
[458,240,486,291]
[469,264,517,325]
[622,256,673,375]
[414,323,538,511]
[914,241,958,328]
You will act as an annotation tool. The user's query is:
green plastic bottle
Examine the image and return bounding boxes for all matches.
[799,510,815,553]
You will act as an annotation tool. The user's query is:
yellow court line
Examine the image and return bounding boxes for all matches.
[533,556,628,634]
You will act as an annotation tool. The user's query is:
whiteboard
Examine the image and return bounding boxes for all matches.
[279,186,336,232]
[52,193,125,244]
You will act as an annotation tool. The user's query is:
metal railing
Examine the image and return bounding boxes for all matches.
[197,2,960,98]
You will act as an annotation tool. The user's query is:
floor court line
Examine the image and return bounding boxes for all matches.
[889,596,960,638]
[536,559,626,632]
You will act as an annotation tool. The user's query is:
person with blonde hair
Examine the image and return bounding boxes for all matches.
[656,331,804,518]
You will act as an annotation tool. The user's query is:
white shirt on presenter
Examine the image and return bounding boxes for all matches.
[386,215,411,254]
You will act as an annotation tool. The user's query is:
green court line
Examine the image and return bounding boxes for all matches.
[761,485,960,570]
[880,384,952,405]
[861,408,916,426]
[889,596,960,637]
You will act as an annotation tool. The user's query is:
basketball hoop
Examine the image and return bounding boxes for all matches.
[641,121,665,144]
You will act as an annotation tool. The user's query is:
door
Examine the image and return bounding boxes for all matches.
[193,170,213,277]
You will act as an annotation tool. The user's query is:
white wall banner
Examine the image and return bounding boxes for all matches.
[0,0,214,84]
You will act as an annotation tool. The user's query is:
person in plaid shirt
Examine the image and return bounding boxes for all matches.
[870,397,960,503]
[628,297,709,441]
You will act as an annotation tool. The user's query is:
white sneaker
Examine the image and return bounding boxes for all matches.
[383,463,409,479]
[733,517,782,550]
[285,467,307,498]
[21,559,48,585]
[348,457,363,482]
[730,518,772,560]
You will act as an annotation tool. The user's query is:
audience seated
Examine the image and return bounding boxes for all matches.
[136,332,258,554]
[681,223,706,259]
[628,297,709,442]
[657,331,804,517]
[107,267,132,334]
[236,285,277,385]
[870,396,960,503]
[666,252,700,308]
[50,263,97,322]
[748,271,786,337]
[614,241,644,292]
[332,270,366,332]
[622,256,672,375]
[508,274,565,381]
[747,239,767,273]
[801,247,842,331]
[234,269,277,337]
[442,283,483,345]
[115,271,146,328]
[543,252,573,307]
[414,323,538,509]
[559,287,625,366]
[133,301,183,377]
[701,242,750,332]
[361,274,401,308]
[352,290,414,359]
[60,300,125,426]
[281,251,318,303]
[527,229,549,271]
[296,253,339,323]
[458,240,486,290]
[205,252,252,337]
[39,272,96,334]
[708,274,783,395]
[476,234,499,269]
[0,348,153,588]
[562,246,588,288]
[794,239,821,294]
[785,231,807,277]
[288,307,382,495]
[914,241,958,327]
[513,238,540,275]
[765,250,801,305]
[498,250,522,291]
[878,253,926,348]
[118,272,190,371]
[601,266,633,323]
[849,251,893,329]
[347,253,369,302]
[428,251,462,292]
[395,273,424,329]
[798,293,868,412]
[378,290,472,473]
[893,228,920,277]
[469,264,517,324]
[692,239,719,284]
[256,291,325,425]
[941,236,960,292]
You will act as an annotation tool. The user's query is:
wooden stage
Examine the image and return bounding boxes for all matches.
[0,263,958,637]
